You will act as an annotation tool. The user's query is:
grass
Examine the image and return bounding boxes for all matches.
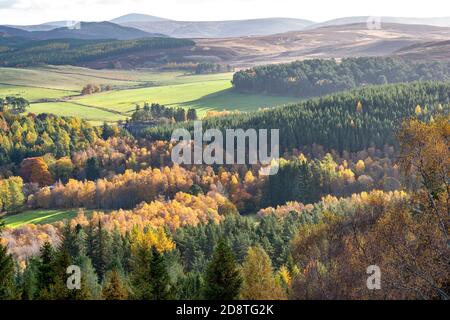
[0,84,77,101]
[4,209,92,228]
[2,66,301,122]
[28,102,127,122]
[74,77,300,117]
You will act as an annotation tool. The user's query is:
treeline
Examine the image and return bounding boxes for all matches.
[195,63,233,74]
[232,57,450,97]
[140,81,450,152]
[0,37,194,67]
[130,103,197,123]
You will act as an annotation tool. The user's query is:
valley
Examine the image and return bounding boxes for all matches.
[0,8,449,302]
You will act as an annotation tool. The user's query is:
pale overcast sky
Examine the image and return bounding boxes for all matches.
[0,0,449,25]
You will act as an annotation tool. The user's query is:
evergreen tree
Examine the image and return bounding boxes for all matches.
[76,255,100,299]
[131,242,153,300]
[89,220,111,281]
[36,242,56,299]
[50,247,72,300]
[203,240,242,300]
[85,157,100,181]
[149,247,173,300]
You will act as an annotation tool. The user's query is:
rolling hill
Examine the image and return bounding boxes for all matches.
[112,17,315,38]
[395,40,450,61]
[0,21,163,40]
[111,13,172,23]
[305,16,450,30]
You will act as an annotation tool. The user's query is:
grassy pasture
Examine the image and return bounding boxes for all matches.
[2,66,301,122]
[0,84,77,101]
[4,209,92,228]
[28,102,126,122]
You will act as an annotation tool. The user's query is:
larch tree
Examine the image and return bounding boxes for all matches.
[102,269,128,300]
[240,246,287,300]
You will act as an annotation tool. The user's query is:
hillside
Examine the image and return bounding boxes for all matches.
[306,16,450,29]
[395,40,450,61]
[0,38,194,67]
[0,21,162,41]
[111,13,172,23]
[3,22,450,69]
[192,23,450,67]
[116,17,315,38]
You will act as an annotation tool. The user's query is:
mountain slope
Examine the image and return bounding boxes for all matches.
[111,13,171,23]
[32,21,163,40]
[395,40,450,61]
[117,18,315,38]
[307,16,450,29]
[1,22,164,41]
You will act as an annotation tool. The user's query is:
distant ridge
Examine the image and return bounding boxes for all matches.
[115,17,315,38]
[305,16,450,29]
[111,13,171,23]
[0,21,165,41]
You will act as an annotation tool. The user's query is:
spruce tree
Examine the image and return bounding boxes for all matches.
[90,220,111,281]
[131,243,153,300]
[149,247,172,300]
[36,242,56,299]
[203,240,242,300]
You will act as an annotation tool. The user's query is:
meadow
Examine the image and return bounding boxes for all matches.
[3,209,92,228]
[0,66,301,122]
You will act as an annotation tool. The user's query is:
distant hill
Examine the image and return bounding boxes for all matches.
[0,25,32,38]
[306,16,450,29]
[0,22,164,40]
[395,40,450,61]
[111,13,171,23]
[0,37,194,67]
[32,21,164,40]
[116,18,315,38]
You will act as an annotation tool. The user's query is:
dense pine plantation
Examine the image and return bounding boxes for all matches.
[0,38,194,67]
[141,81,450,152]
[233,57,450,97]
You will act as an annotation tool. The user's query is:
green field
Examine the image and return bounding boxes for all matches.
[1,66,301,122]
[4,209,93,228]
[0,84,77,101]
[28,102,127,123]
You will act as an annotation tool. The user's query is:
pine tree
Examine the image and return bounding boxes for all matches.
[50,247,72,300]
[131,243,153,300]
[90,220,111,281]
[76,255,100,299]
[149,247,172,300]
[36,242,56,299]
[240,246,286,300]
[203,240,242,300]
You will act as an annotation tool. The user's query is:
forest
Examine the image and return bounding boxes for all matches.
[140,81,450,152]
[0,37,194,67]
[0,116,448,300]
[232,57,450,97]
[0,75,449,300]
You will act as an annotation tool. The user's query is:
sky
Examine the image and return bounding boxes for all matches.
[1,0,450,25]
